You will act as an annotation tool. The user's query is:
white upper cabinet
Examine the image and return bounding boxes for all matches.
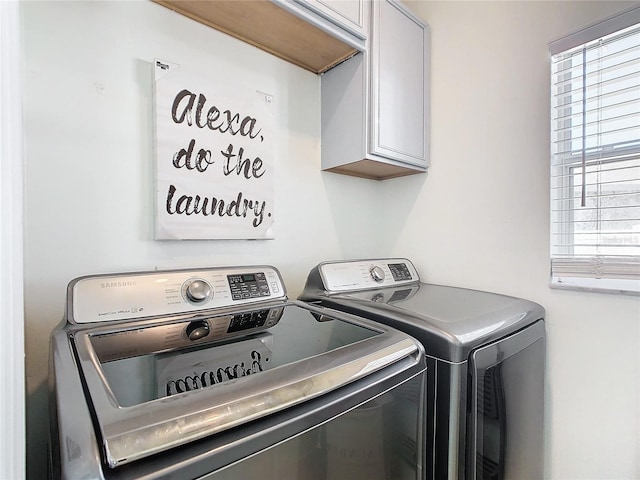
[321,0,430,180]
[371,0,429,169]
[291,0,369,41]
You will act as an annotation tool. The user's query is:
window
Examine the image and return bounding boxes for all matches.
[549,7,640,294]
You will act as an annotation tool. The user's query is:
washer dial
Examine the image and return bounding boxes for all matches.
[184,279,213,304]
[369,266,385,283]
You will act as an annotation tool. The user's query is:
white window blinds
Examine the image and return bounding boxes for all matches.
[550,10,640,294]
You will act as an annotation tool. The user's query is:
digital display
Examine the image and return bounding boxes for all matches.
[228,272,270,300]
[388,263,413,281]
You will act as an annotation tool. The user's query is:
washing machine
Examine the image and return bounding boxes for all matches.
[300,258,545,480]
[49,264,427,479]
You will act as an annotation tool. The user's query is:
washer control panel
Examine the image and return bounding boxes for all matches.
[70,266,286,324]
[318,258,420,292]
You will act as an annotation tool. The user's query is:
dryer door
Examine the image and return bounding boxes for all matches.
[469,320,545,480]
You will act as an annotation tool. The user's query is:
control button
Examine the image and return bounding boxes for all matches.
[370,266,385,283]
[185,279,212,303]
[186,320,210,341]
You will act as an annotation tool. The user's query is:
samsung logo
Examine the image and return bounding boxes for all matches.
[101,281,137,289]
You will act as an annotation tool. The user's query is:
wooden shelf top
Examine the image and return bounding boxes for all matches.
[153,0,358,74]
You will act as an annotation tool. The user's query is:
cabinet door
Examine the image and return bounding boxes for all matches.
[370,0,429,167]
[293,0,368,40]
[275,0,366,52]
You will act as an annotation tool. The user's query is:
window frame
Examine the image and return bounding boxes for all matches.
[549,5,640,295]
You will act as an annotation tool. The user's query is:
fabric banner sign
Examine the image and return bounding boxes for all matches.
[154,59,275,239]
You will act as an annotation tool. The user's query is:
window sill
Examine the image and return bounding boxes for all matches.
[550,276,640,296]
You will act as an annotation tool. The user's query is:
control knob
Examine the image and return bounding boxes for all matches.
[369,266,385,283]
[186,320,210,341]
[185,279,212,303]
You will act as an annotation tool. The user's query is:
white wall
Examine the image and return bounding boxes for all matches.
[21,1,640,480]
[20,2,380,478]
[393,1,640,479]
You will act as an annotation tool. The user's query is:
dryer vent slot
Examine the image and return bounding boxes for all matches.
[479,366,504,419]
[476,364,506,480]
[476,454,500,479]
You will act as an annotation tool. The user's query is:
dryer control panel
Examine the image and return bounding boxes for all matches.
[69,266,286,324]
[318,258,420,293]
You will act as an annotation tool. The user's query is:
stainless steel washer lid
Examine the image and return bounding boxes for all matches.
[69,301,423,468]
[300,258,545,363]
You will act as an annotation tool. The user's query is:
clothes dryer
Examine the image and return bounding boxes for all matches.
[300,258,545,480]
